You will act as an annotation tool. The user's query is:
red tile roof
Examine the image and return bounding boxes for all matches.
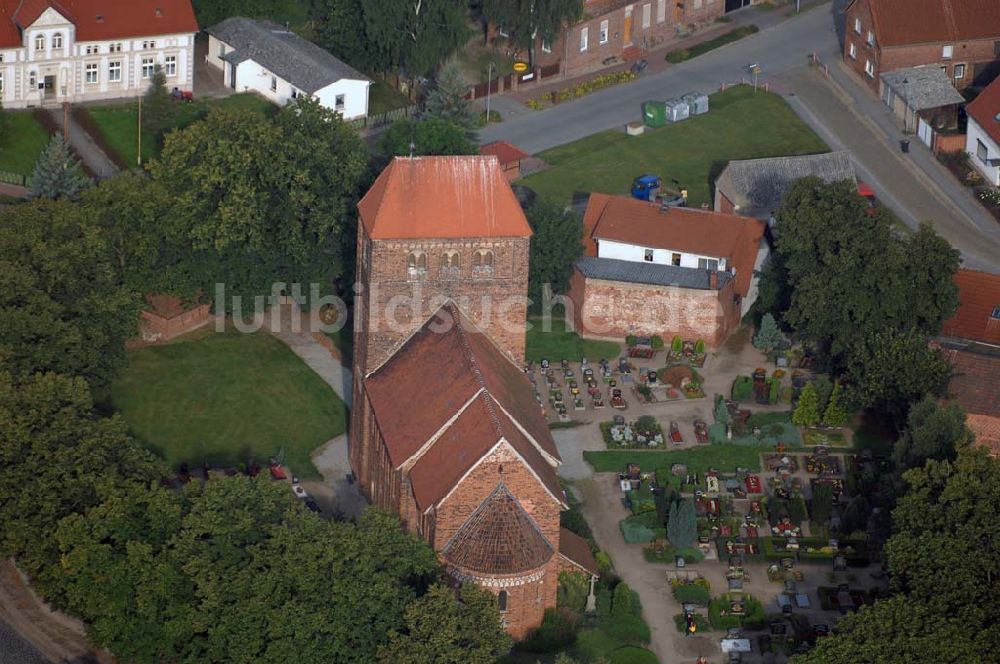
[940,269,1000,345]
[861,0,1000,47]
[357,156,531,240]
[582,193,766,297]
[1,1,197,48]
[364,303,563,511]
[442,484,554,575]
[946,347,1000,455]
[559,528,599,575]
[480,141,529,166]
[967,76,1000,148]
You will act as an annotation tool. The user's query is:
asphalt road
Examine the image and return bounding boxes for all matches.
[0,618,48,664]
[480,6,839,154]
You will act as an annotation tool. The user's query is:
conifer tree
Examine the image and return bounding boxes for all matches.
[424,64,476,138]
[753,313,782,352]
[30,135,88,200]
[822,381,849,427]
[793,381,820,427]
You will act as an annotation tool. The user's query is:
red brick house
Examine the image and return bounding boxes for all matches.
[565,193,767,347]
[843,0,1000,93]
[940,269,1000,345]
[514,0,725,78]
[349,156,598,639]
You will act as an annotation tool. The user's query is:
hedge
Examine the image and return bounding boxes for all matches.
[672,582,711,606]
[732,375,753,400]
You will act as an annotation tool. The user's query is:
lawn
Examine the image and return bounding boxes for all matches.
[584,444,764,474]
[521,86,829,208]
[0,112,50,176]
[526,318,622,362]
[84,93,274,166]
[368,78,413,115]
[111,330,347,479]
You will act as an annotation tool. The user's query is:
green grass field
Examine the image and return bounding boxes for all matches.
[0,112,50,176]
[368,79,413,115]
[521,86,829,207]
[111,330,346,479]
[525,318,621,362]
[584,444,764,474]
[85,93,274,166]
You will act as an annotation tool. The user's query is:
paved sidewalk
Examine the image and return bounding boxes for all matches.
[48,108,118,179]
[262,305,352,407]
[0,183,27,198]
[784,66,1000,269]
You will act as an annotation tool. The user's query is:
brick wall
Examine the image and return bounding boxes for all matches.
[566,269,742,348]
[966,413,1000,458]
[139,304,212,342]
[845,0,1000,92]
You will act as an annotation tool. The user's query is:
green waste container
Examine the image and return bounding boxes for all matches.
[642,101,666,128]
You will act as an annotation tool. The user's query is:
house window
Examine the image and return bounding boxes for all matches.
[108,61,121,82]
[996,40,1000,57]
[658,0,666,23]
[698,258,720,271]
[644,248,654,262]
[407,251,428,276]
[854,17,861,34]
[85,63,98,84]
[440,251,460,274]
[599,20,609,45]
[942,44,953,59]
[85,45,98,55]
[291,88,298,99]
[498,590,508,612]
[991,306,1000,320]
[580,27,588,52]
[34,35,45,51]
[110,43,122,53]
[29,72,36,89]
[642,3,651,29]
[218,42,226,57]
[270,75,277,91]
[866,30,874,46]
[141,57,154,79]
[473,249,494,274]
[0,72,3,94]
[165,55,177,76]
[671,253,681,266]
[848,42,856,59]
[954,63,965,79]
[864,59,874,78]
[142,40,156,50]
[541,39,551,53]
[335,94,345,110]
[977,139,989,163]
[52,33,62,49]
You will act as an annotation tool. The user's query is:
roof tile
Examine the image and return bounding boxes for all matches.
[940,269,1000,344]
[864,0,1000,47]
[967,75,1000,147]
[2,0,198,47]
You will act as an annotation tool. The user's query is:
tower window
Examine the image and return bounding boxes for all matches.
[407,251,427,277]
[440,251,460,275]
[498,590,508,612]
[473,249,494,274]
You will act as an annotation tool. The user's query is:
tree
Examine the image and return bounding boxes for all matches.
[792,381,820,427]
[840,495,870,536]
[377,584,511,663]
[844,328,950,422]
[714,396,732,425]
[191,0,306,28]
[822,381,848,427]
[526,199,584,313]
[142,65,177,145]
[752,312,781,352]
[30,135,88,200]
[667,499,696,549]
[900,222,960,334]
[379,118,478,157]
[0,199,139,387]
[812,374,833,416]
[352,0,468,79]
[892,395,971,473]
[150,99,368,301]
[810,483,833,526]
[482,0,584,66]
[424,64,476,137]
[314,0,376,72]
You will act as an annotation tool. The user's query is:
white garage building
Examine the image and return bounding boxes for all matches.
[205,17,370,119]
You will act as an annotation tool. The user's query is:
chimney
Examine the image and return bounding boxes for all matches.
[709,271,718,289]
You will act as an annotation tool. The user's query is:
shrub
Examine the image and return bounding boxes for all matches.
[610,646,658,664]
[695,339,706,354]
[475,109,502,127]
[625,334,637,348]
[558,572,589,613]
[708,595,764,630]
[671,336,683,353]
[732,375,753,400]
[671,582,711,606]
[650,335,664,350]
[665,48,690,63]
[596,587,613,618]
[673,612,711,633]
[517,608,580,653]
[602,614,651,645]
[612,582,641,617]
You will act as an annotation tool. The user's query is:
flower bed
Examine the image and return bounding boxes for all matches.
[802,429,850,447]
[601,417,666,449]
[708,594,765,631]
[643,544,705,565]
[526,70,637,109]
[670,577,711,605]
[673,612,711,634]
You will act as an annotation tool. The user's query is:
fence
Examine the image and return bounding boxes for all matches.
[0,170,30,188]
[347,104,418,130]
[464,64,563,100]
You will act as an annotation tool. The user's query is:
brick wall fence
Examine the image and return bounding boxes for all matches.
[140,304,213,343]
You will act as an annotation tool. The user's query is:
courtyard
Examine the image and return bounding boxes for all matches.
[109,327,347,479]
[519,86,829,208]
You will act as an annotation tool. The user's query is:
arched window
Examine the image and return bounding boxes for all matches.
[407,250,427,277]
[498,590,508,612]
[34,34,45,51]
[52,33,63,49]
[472,249,494,274]
[440,250,460,275]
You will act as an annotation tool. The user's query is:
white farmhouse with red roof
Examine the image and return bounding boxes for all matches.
[966,75,1000,187]
[0,0,197,108]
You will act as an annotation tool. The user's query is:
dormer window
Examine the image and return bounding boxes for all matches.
[52,33,63,49]
[440,251,460,276]
[34,35,45,51]
[472,249,494,274]
[407,251,427,277]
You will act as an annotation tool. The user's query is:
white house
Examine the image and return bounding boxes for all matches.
[0,0,197,109]
[205,18,371,119]
[966,75,1000,187]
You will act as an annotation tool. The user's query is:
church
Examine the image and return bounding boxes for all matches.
[349,155,597,638]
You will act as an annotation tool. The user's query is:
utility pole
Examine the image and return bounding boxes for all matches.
[485,62,495,125]
[62,102,68,140]
[137,95,142,167]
